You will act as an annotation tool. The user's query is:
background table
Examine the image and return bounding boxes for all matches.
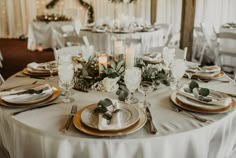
[0,72,236,158]
[27,21,73,51]
[79,29,165,55]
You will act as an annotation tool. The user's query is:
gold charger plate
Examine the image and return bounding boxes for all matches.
[80,103,140,131]
[22,68,57,77]
[73,104,147,137]
[170,92,235,113]
[0,86,60,108]
[1,84,54,105]
[191,71,225,80]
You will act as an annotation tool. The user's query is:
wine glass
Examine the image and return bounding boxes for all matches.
[170,59,187,89]
[138,81,154,108]
[45,61,57,80]
[162,47,175,68]
[124,67,142,104]
[58,64,75,103]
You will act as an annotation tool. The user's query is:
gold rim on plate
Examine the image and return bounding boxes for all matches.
[0,86,60,108]
[23,68,57,77]
[170,92,235,113]
[191,71,225,80]
[80,103,140,131]
[73,104,147,137]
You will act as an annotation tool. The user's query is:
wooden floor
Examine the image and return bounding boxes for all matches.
[0,39,54,79]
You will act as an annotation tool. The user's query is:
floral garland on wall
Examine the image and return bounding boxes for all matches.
[78,0,94,24]
[45,0,94,24]
[45,0,59,9]
[108,0,137,3]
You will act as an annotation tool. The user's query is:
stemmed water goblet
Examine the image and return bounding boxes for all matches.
[58,63,75,103]
[138,81,154,108]
[170,59,187,89]
[124,67,142,104]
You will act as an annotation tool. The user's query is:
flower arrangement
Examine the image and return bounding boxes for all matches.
[73,55,169,100]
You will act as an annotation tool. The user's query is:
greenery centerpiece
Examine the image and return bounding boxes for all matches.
[73,55,170,101]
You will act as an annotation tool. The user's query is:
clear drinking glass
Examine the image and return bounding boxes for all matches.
[170,59,187,89]
[138,81,154,108]
[58,64,75,103]
[124,67,142,104]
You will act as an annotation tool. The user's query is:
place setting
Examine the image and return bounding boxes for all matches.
[0,83,60,110]
[170,80,236,114]
[21,61,58,78]
[72,98,147,137]
[184,63,227,82]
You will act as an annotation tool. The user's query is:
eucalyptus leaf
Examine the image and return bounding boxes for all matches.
[109,60,117,69]
[189,80,199,92]
[116,60,125,71]
[199,88,210,97]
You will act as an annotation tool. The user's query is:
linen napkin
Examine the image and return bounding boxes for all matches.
[1,84,53,104]
[95,98,122,130]
[187,65,221,73]
[27,62,47,71]
[177,85,232,107]
[142,53,162,63]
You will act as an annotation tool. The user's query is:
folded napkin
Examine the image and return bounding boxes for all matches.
[1,84,53,104]
[177,85,232,107]
[187,65,221,73]
[27,62,46,71]
[142,53,162,62]
[95,98,122,130]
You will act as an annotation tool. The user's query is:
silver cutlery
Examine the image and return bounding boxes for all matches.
[61,105,77,133]
[146,107,158,134]
[174,106,212,123]
[11,101,62,115]
[0,81,38,91]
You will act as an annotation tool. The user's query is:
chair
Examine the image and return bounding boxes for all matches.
[167,32,180,48]
[61,25,75,37]
[200,23,219,65]
[192,26,208,64]
[217,32,236,78]
[155,23,172,46]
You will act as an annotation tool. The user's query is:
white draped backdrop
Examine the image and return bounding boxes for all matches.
[0,0,235,38]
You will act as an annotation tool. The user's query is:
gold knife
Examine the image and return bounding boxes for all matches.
[146,107,158,134]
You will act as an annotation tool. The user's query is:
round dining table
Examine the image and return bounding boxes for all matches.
[0,70,236,158]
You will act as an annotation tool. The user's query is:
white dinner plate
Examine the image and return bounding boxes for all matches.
[80,102,140,131]
[1,84,53,105]
[170,92,234,113]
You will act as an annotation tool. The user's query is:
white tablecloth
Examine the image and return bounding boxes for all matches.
[80,29,165,55]
[27,21,165,53]
[27,21,73,51]
[0,73,236,158]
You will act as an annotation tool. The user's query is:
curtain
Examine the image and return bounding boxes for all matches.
[0,0,150,38]
[156,0,182,34]
[195,0,236,31]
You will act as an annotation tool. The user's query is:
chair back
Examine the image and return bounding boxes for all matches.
[168,32,180,48]
[155,23,172,46]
